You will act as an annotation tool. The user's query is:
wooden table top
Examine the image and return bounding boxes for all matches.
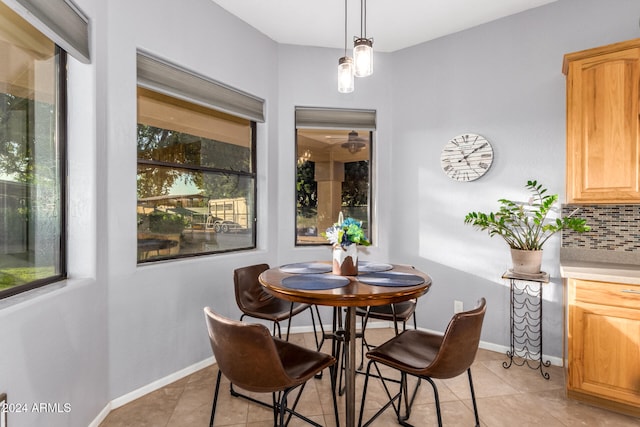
[258,262,432,307]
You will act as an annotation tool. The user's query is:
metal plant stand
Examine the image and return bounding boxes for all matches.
[502,271,551,379]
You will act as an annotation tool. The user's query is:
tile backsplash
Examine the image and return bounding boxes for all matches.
[561,205,640,252]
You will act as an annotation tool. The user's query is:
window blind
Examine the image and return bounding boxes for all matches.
[136,51,265,123]
[7,0,90,63]
[295,107,376,130]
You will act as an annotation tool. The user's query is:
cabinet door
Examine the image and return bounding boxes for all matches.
[568,279,640,408]
[566,46,640,203]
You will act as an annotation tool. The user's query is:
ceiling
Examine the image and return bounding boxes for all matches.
[211,0,558,52]
[298,129,370,163]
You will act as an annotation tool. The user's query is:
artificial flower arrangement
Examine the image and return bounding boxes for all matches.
[323,214,371,248]
[323,213,370,275]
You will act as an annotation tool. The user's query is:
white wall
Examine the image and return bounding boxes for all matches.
[387,0,640,356]
[103,0,281,401]
[1,0,639,426]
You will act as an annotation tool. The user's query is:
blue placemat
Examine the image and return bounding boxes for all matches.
[279,262,332,274]
[358,261,393,273]
[281,274,350,290]
[357,271,425,287]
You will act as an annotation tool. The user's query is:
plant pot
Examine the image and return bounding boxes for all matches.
[510,248,543,274]
[332,244,358,276]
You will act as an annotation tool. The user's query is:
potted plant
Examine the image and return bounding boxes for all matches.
[464,180,590,274]
[323,212,371,275]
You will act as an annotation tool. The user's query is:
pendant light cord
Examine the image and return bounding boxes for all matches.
[359,0,368,38]
[344,0,348,56]
[363,0,367,38]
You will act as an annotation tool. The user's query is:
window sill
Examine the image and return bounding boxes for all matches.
[0,277,94,313]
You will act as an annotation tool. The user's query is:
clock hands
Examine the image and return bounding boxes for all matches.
[456,142,488,162]
[457,142,488,162]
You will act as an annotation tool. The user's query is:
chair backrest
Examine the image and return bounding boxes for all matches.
[424,298,487,379]
[204,306,294,393]
[233,263,272,313]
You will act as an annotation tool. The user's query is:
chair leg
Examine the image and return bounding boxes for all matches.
[274,320,282,338]
[271,392,278,426]
[424,377,443,427]
[209,370,222,427]
[311,305,323,350]
[390,304,400,336]
[316,306,335,352]
[333,309,347,396]
[338,338,346,396]
[358,359,403,427]
[285,302,294,340]
[278,390,288,427]
[467,368,480,427]
[357,359,372,427]
[358,308,371,371]
[400,372,409,420]
[329,363,341,427]
[275,384,325,427]
[310,305,327,379]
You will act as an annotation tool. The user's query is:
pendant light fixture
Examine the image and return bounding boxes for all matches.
[338,0,354,93]
[353,0,373,77]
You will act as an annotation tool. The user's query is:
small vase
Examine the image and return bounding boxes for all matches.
[333,244,358,276]
[510,248,543,274]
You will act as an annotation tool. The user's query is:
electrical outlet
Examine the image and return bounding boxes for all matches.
[454,300,463,314]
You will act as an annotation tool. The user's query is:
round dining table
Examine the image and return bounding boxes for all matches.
[259,261,432,427]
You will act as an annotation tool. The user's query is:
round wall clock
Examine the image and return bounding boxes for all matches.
[440,133,494,182]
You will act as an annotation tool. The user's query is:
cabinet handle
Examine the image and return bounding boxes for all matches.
[621,289,640,294]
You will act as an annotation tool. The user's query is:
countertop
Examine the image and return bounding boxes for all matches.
[560,248,640,285]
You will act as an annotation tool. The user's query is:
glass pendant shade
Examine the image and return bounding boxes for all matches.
[353,38,373,77]
[338,56,354,93]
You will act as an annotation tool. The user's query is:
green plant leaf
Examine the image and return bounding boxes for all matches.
[464,180,590,250]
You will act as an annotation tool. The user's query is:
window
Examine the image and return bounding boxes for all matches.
[0,2,66,298]
[136,53,263,262]
[295,107,375,245]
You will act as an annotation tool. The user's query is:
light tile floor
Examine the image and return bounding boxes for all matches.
[100,328,640,426]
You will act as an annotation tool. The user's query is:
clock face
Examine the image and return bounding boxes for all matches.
[440,133,493,182]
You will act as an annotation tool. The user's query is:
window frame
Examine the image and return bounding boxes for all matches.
[135,88,258,263]
[293,107,377,248]
[0,46,68,300]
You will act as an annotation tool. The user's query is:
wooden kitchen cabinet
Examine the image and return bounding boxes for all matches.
[563,39,640,203]
[567,278,640,416]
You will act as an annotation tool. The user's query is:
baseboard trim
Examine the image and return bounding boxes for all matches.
[88,356,215,427]
[477,340,563,367]
[88,404,112,427]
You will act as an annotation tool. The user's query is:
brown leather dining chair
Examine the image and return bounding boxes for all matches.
[234,263,322,342]
[355,299,417,369]
[204,307,339,427]
[358,298,487,427]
